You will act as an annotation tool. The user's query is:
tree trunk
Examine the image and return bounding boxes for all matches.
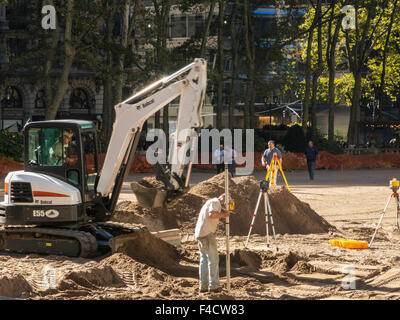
[43,0,60,110]
[160,1,170,139]
[310,74,318,140]
[243,0,255,129]
[310,0,322,140]
[302,24,313,136]
[102,1,116,142]
[102,77,113,141]
[200,0,216,58]
[216,0,225,129]
[327,10,341,145]
[153,0,170,130]
[115,0,130,105]
[377,0,397,120]
[348,72,362,144]
[248,8,256,129]
[346,0,377,145]
[228,0,239,129]
[45,0,75,120]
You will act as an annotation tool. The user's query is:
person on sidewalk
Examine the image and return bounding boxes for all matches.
[213,144,225,174]
[194,194,230,293]
[224,146,237,177]
[304,140,318,180]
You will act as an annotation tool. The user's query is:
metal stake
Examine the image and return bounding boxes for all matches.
[396,196,400,230]
[224,163,230,292]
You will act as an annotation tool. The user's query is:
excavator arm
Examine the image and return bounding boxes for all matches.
[96,58,207,211]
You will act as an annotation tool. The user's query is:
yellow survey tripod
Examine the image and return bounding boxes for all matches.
[264,153,291,191]
[369,178,400,247]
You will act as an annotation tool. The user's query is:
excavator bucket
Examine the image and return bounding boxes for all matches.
[109,229,181,259]
[130,181,168,208]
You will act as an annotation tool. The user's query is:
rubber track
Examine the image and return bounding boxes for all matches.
[0,226,98,258]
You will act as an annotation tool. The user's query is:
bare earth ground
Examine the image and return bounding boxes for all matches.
[1,168,400,300]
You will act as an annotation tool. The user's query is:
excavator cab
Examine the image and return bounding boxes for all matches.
[24,120,100,206]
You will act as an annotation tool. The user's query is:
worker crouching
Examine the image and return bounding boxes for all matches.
[194,194,230,293]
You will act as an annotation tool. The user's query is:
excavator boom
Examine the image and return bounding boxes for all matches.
[98,58,207,209]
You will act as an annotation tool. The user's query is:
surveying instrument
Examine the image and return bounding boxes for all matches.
[369,178,400,247]
[265,153,291,191]
[245,179,278,251]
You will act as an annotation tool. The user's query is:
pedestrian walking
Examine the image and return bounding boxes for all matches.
[304,140,318,180]
[213,144,225,174]
[224,146,237,177]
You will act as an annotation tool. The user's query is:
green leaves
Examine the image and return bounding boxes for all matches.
[0,131,24,162]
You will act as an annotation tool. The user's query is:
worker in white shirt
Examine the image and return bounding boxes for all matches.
[194,194,230,293]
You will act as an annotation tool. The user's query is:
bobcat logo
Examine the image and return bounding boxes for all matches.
[45,210,60,218]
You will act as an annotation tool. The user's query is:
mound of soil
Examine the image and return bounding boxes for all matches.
[112,201,164,231]
[137,177,165,188]
[101,253,142,270]
[101,253,193,299]
[115,173,332,236]
[0,275,32,298]
[219,249,264,271]
[267,251,307,273]
[291,261,316,274]
[57,266,125,291]
[111,231,180,268]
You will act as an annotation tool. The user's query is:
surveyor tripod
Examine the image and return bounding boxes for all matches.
[245,180,278,251]
[369,179,400,248]
[265,153,291,191]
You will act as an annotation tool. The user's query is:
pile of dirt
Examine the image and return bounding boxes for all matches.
[57,266,125,291]
[267,251,307,273]
[290,261,316,274]
[110,231,180,268]
[170,174,332,236]
[219,249,264,271]
[0,274,32,298]
[101,252,142,270]
[115,173,332,236]
[101,253,196,299]
[137,177,166,188]
[112,201,164,231]
[267,185,332,235]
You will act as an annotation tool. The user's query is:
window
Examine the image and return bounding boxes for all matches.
[1,120,22,132]
[35,89,46,109]
[28,128,78,167]
[82,132,98,191]
[1,86,22,109]
[69,88,89,109]
[170,15,187,38]
[224,58,232,72]
[188,15,203,37]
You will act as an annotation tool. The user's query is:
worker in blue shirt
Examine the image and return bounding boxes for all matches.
[261,140,282,168]
[261,140,282,185]
[304,140,318,180]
